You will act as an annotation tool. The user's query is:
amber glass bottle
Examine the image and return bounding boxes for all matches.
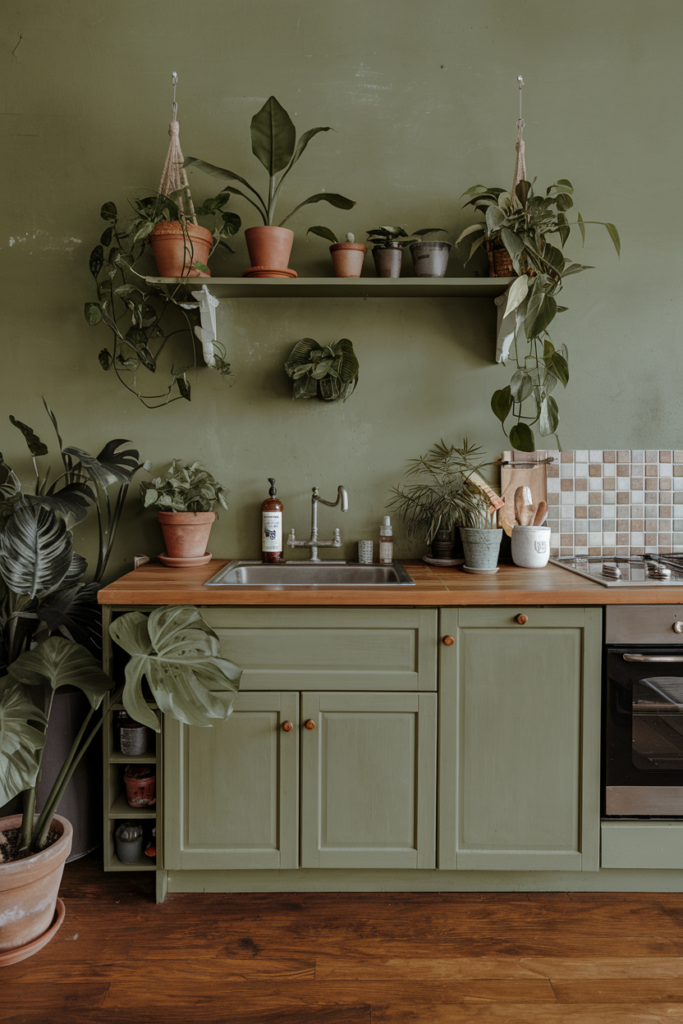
[261,478,284,564]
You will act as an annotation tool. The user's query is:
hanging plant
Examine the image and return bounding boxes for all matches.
[284,338,359,402]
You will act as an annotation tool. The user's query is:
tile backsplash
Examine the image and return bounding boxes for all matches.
[536,450,683,558]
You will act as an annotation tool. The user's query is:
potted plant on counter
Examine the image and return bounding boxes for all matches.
[141,459,228,566]
[185,96,356,276]
[307,228,367,277]
[388,439,494,564]
[367,227,449,278]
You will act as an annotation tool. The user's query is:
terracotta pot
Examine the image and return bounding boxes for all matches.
[157,511,215,561]
[149,222,213,278]
[245,227,294,270]
[372,246,402,278]
[0,814,72,958]
[330,243,367,278]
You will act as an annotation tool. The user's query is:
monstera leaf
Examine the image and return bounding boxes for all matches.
[8,636,113,708]
[0,504,73,599]
[39,581,102,653]
[109,606,242,732]
[0,681,47,805]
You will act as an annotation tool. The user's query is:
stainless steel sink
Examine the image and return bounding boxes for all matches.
[205,560,415,587]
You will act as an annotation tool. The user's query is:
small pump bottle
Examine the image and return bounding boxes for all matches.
[379,515,393,565]
[261,478,284,564]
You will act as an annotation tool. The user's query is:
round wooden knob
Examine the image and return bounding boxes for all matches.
[516,614,528,625]
[282,721,293,732]
[442,635,455,646]
[304,719,316,730]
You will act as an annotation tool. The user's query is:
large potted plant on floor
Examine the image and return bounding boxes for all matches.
[185,96,356,276]
[140,459,228,566]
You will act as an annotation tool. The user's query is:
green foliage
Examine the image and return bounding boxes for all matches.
[109,606,242,732]
[185,95,356,228]
[284,338,359,402]
[457,179,620,452]
[388,439,493,544]
[0,681,47,808]
[366,226,448,249]
[140,459,229,514]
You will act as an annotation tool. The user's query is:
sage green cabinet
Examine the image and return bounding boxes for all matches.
[438,606,602,872]
[301,692,437,869]
[164,691,299,870]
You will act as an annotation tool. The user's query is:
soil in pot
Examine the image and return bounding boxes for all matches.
[330,243,366,277]
[149,222,213,278]
[245,226,294,270]
[460,527,503,570]
[157,510,216,562]
[372,246,402,278]
[410,240,452,278]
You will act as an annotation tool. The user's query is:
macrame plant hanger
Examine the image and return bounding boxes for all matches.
[512,75,526,196]
[158,72,197,224]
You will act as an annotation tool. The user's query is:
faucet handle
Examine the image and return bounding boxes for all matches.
[333,528,341,545]
[287,527,296,547]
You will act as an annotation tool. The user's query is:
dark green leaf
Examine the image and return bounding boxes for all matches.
[577,212,586,245]
[177,375,191,401]
[100,227,113,247]
[250,95,296,176]
[138,346,157,372]
[100,202,117,222]
[0,682,47,806]
[221,211,241,235]
[293,374,319,399]
[549,352,569,387]
[9,637,112,707]
[500,228,524,260]
[510,369,533,403]
[485,205,506,236]
[89,245,104,279]
[524,292,558,340]
[183,159,267,221]
[286,126,332,171]
[307,225,338,244]
[555,192,574,211]
[22,483,93,527]
[9,416,48,457]
[279,192,356,227]
[515,180,531,206]
[192,261,210,274]
[543,243,565,272]
[539,395,560,437]
[509,422,535,453]
[605,222,621,256]
[0,504,72,599]
[543,338,556,361]
[491,386,513,423]
[84,302,103,326]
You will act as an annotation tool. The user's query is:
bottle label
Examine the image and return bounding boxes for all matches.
[379,541,393,563]
[262,511,283,552]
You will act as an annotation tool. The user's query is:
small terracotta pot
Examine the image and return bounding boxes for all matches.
[245,227,294,270]
[372,246,402,278]
[149,222,213,278]
[330,243,367,278]
[0,814,72,958]
[158,511,216,561]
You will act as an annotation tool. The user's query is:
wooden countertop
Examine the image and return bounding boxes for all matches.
[97,560,683,607]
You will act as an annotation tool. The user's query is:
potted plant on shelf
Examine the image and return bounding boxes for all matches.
[140,459,228,566]
[284,338,359,401]
[408,229,451,278]
[307,228,367,278]
[185,96,356,276]
[388,439,494,563]
[455,179,620,451]
[366,227,449,278]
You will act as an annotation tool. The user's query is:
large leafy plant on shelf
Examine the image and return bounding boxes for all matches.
[457,179,620,452]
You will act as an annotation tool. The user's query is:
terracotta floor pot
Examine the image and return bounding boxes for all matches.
[330,243,367,277]
[158,511,215,561]
[0,813,72,957]
[149,222,213,278]
[372,246,403,278]
[245,227,294,270]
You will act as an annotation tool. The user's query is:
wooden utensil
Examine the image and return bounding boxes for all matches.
[533,500,548,526]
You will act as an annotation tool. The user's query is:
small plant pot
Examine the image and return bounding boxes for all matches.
[460,527,503,570]
[157,511,215,562]
[330,243,367,278]
[510,525,551,568]
[409,240,452,278]
[0,813,72,960]
[431,528,455,560]
[372,246,402,278]
[245,226,294,270]
[149,222,213,278]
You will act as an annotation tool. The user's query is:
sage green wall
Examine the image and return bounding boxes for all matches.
[2,1,679,574]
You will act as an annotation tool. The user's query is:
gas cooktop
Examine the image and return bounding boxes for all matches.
[550,553,683,587]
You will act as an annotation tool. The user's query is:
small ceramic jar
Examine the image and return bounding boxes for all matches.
[120,720,147,756]
[123,765,156,808]
[511,525,551,568]
[115,821,144,865]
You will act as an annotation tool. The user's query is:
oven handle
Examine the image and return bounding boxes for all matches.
[623,654,683,663]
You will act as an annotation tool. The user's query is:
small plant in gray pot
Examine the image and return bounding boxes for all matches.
[388,439,492,563]
[408,229,451,277]
[141,459,228,567]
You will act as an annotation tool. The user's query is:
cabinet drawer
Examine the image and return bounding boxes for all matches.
[601,822,683,869]
[455,607,590,630]
[201,607,437,691]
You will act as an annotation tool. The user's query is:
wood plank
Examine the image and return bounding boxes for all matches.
[3,956,316,984]
[553,979,683,1003]
[0,984,110,1018]
[97,559,683,607]
[371,1008,683,1023]
[316,955,683,981]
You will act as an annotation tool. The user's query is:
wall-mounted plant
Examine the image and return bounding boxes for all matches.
[456,179,620,452]
[285,338,359,402]
[85,200,237,408]
[185,96,356,272]
[366,226,448,278]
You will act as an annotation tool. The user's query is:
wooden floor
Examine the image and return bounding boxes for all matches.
[6,856,683,1022]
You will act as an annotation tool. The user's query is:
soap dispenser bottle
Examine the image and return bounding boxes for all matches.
[379,515,393,565]
[261,479,284,564]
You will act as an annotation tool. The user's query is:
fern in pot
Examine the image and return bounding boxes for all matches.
[141,459,228,566]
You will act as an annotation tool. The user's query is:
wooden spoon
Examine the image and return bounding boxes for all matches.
[533,500,548,526]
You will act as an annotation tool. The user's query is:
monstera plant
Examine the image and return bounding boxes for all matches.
[284,338,359,402]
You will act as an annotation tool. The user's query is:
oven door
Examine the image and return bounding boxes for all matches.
[605,646,683,816]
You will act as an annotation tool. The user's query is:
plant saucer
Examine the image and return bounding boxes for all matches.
[158,552,213,567]
[422,555,465,567]
[462,564,500,575]
[242,266,298,279]
[0,898,65,966]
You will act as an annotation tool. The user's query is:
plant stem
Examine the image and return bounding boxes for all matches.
[18,788,36,852]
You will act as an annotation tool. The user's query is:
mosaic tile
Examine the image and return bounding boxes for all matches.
[617,450,630,463]
[603,451,616,463]
[590,450,602,463]
[661,451,673,463]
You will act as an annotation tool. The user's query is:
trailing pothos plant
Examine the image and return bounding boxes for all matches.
[284,338,359,402]
[456,178,620,452]
[85,193,239,409]
[184,95,356,230]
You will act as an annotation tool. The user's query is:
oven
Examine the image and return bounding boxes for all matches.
[605,605,683,816]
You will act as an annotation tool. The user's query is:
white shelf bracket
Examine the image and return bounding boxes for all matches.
[189,285,220,368]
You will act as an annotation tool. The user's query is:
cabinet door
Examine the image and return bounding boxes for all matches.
[439,607,602,872]
[301,691,437,869]
[164,691,298,870]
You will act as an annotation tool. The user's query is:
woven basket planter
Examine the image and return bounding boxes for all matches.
[485,238,516,278]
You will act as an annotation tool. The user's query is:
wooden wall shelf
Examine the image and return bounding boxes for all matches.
[144,276,512,299]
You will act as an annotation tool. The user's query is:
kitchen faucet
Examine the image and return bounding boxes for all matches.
[287,486,349,562]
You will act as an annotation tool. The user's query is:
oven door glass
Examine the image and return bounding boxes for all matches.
[632,678,683,770]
